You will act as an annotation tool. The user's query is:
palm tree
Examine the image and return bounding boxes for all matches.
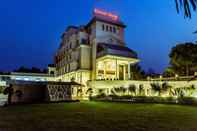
[174,87,185,97]
[110,88,117,96]
[119,86,127,96]
[128,84,137,96]
[186,85,196,96]
[175,0,197,18]
[139,84,145,96]
[151,83,162,96]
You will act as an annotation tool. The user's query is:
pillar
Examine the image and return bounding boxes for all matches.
[128,63,131,80]
[116,59,118,79]
[123,65,126,80]
[104,61,106,80]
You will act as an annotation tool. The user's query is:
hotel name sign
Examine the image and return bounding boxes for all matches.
[94,8,119,21]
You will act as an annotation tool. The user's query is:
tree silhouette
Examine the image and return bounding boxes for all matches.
[175,0,197,18]
[169,42,197,76]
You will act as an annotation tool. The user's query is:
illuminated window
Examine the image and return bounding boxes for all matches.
[24,78,29,81]
[98,62,104,70]
[106,61,116,70]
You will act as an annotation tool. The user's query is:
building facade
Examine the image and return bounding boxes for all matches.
[0,9,140,102]
[55,9,139,86]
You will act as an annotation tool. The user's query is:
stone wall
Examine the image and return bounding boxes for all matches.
[11,84,46,103]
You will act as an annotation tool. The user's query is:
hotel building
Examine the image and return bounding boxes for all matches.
[55,9,139,85]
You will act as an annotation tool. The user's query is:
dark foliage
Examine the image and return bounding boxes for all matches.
[169,42,197,76]
[175,0,197,18]
[128,84,137,96]
[130,64,146,80]
[14,66,47,73]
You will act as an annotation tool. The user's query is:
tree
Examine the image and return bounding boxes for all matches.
[150,82,171,96]
[163,67,175,77]
[14,66,46,73]
[139,84,145,96]
[130,64,146,80]
[128,84,137,96]
[119,86,127,95]
[174,88,185,97]
[175,0,197,18]
[169,42,197,76]
[151,83,162,96]
[146,68,159,78]
[186,85,196,96]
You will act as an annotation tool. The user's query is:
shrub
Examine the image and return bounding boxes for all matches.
[178,97,197,105]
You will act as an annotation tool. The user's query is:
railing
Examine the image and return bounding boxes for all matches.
[149,76,195,81]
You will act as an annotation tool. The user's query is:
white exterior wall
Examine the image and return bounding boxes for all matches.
[88,80,197,97]
[80,46,91,70]
[78,32,88,43]
[95,21,124,45]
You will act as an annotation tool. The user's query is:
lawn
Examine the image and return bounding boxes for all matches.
[0,102,197,131]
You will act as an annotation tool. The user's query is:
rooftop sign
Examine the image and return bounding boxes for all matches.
[94,8,119,21]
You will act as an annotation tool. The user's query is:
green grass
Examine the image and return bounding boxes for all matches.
[0,102,197,131]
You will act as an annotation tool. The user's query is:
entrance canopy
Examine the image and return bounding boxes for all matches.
[96,55,139,80]
[97,43,138,59]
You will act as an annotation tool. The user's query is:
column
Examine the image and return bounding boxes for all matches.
[128,63,131,80]
[116,59,118,79]
[104,61,106,80]
[123,65,126,80]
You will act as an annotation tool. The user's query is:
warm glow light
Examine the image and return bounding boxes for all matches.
[94,8,119,21]
[98,62,104,69]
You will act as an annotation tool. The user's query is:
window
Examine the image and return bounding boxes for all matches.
[110,26,112,32]
[70,43,72,49]
[68,64,70,72]
[102,24,105,31]
[113,27,116,33]
[97,45,104,53]
[106,25,109,31]
[76,40,79,45]
[70,54,72,60]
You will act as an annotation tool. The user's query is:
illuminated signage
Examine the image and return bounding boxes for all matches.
[94,8,119,21]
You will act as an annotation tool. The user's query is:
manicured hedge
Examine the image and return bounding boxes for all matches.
[91,95,197,105]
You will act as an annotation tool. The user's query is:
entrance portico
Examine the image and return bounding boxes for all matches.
[96,55,139,80]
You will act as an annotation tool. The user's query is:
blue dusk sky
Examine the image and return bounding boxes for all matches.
[0,0,197,73]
